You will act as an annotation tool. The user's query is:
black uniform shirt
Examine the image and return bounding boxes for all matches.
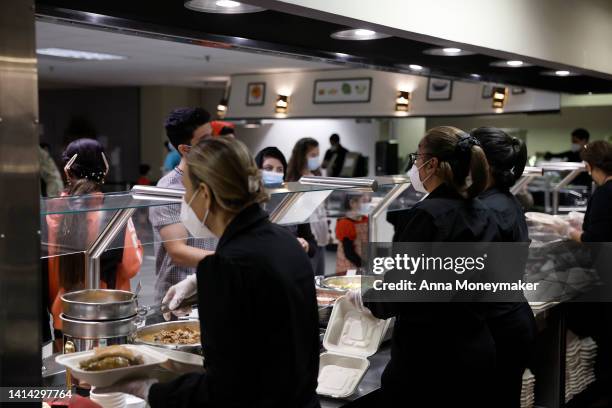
[582,179,612,243]
[479,187,530,314]
[149,204,320,408]
[365,184,501,403]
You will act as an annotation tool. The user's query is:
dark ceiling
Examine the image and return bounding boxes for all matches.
[35,0,612,94]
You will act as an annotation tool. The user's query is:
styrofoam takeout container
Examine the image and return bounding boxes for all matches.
[317,296,390,398]
[55,345,168,387]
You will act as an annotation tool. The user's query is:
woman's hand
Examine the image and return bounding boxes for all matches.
[296,237,309,253]
[162,274,197,321]
[93,378,158,401]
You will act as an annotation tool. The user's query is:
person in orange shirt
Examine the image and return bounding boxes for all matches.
[46,138,142,335]
[335,193,369,275]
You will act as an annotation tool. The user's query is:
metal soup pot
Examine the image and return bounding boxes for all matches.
[61,289,137,321]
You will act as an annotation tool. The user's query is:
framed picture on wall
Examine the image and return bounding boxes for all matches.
[426,78,453,101]
[313,77,372,103]
[246,82,266,106]
[482,85,493,98]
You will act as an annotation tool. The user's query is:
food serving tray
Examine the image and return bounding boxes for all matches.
[55,345,167,387]
[134,320,201,353]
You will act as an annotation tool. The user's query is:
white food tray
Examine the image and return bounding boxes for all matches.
[317,296,389,398]
[55,345,168,387]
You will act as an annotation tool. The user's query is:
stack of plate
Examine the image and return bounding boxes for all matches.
[89,391,126,408]
[565,333,598,403]
[521,368,536,408]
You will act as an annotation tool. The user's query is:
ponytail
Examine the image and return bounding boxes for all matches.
[422,126,489,198]
[466,144,489,198]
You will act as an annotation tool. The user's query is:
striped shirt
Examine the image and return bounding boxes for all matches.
[149,168,217,303]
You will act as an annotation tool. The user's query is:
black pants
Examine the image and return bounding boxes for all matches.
[487,303,537,408]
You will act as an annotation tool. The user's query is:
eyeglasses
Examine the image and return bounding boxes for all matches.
[406,152,429,170]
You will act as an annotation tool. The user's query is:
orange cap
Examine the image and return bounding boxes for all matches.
[211,121,235,136]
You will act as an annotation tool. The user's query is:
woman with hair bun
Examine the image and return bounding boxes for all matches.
[46,138,143,336]
[101,137,321,408]
[472,127,536,408]
[354,126,501,407]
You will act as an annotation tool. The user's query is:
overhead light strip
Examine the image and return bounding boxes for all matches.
[37,48,126,61]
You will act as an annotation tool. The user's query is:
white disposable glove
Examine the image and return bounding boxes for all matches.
[162,274,197,321]
[346,289,365,312]
[93,378,158,401]
[550,217,571,239]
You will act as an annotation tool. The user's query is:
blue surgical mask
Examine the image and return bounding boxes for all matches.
[307,156,320,171]
[262,170,284,186]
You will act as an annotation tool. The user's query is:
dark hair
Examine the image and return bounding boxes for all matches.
[219,126,235,136]
[581,140,612,175]
[571,128,590,141]
[471,127,527,190]
[255,147,288,179]
[58,138,109,291]
[62,138,108,184]
[287,137,320,181]
[343,193,361,210]
[330,133,340,144]
[421,126,489,198]
[139,164,151,176]
[164,107,211,149]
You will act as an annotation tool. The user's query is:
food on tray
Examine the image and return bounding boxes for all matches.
[79,345,144,371]
[316,288,343,307]
[325,280,361,291]
[150,327,201,345]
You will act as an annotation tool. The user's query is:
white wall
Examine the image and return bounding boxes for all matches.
[426,106,612,156]
[235,119,380,176]
[227,69,560,119]
[392,117,427,162]
[251,0,612,76]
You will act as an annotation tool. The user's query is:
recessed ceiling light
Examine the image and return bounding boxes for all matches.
[507,60,523,67]
[330,28,391,41]
[470,73,481,79]
[490,60,532,68]
[423,47,475,56]
[443,47,462,54]
[335,52,350,58]
[216,0,240,7]
[36,48,126,60]
[184,0,265,14]
[540,70,578,77]
[396,63,429,74]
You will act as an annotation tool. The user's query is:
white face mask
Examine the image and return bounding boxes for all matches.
[408,159,432,194]
[180,189,217,239]
[307,156,320,171]
[571,143,582,153]
[359,203,370,215]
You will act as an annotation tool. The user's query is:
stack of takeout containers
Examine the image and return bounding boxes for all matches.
[565,333,597,403]
[316,296,390,398]
[520,368,535,408]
